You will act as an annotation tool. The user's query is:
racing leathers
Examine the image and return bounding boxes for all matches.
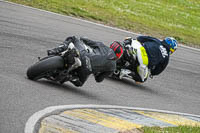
[137,36,170,76]
[121,36,170,82]
[48,36,117,87]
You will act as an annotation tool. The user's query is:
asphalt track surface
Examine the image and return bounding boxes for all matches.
[0,1,200,133]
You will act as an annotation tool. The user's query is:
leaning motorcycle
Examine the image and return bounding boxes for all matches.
[26,42,91,84]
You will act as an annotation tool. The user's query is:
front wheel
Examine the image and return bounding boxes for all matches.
[27,56,64,80]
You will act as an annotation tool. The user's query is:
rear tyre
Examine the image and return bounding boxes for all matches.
[27,56,64,80]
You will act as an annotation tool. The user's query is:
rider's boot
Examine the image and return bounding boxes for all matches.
[63,47,81,70]
[47,40,70,56]
[58,47,82,84]
[119,69,132,79]
[70,76,83,87]
[47,47,63,56]
[63,48,82,86]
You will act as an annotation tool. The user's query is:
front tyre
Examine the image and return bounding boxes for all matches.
[27,56,64,80]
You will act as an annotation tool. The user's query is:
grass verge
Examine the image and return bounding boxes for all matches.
[142,125,200,133]
[6,0,200,47]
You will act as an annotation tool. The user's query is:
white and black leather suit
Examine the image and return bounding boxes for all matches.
[119,36,171,82]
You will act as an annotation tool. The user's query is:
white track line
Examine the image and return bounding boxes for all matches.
[24,104,200,133]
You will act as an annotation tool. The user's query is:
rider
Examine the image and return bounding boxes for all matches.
[119,36,178,83]
[47,36,123,87]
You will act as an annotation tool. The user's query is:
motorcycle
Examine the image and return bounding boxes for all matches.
[26,42,92,84]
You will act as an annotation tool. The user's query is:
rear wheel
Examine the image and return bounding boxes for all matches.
[27,56,64,80]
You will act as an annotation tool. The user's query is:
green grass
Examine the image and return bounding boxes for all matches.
[7,0,200,47]
[142,125,200,133]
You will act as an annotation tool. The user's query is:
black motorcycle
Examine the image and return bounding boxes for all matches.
[26,42,88,84]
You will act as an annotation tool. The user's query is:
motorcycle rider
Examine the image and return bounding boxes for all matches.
[47,36,123,87]
[119,36,178,83]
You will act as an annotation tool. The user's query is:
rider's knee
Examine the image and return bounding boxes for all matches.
[137,65,149,82]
